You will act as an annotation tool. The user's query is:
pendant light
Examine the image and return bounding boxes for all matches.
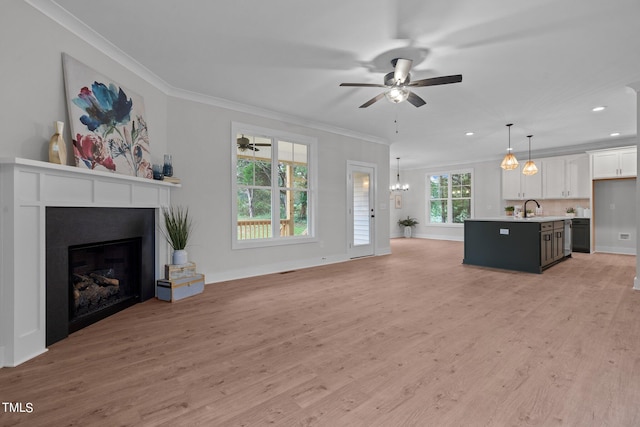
[500,123,519,170]
[390,157,409,191]
[522,134,538,175]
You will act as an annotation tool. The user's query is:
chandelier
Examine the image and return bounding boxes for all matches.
[390,157,409,191]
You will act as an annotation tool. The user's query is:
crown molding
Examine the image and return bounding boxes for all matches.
[26,0,173,93]
[627,81,640,93]
[26,0,389,146]
[169,87,389,145]
[399,136,638,171]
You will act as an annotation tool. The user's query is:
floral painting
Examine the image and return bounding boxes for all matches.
[62,54,152,178]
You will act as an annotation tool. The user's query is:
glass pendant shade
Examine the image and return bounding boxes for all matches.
[500,123,519,170]
[522,134,538,175]
[501,152,519,170]
[522,160,538,175]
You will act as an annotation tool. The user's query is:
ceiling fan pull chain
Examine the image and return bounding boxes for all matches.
[395,108,399,134]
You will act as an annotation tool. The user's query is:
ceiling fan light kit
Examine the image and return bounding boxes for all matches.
[340,58,462,108]
[385,86,410,104]
[500,123,519,170]
[522,134,538,175]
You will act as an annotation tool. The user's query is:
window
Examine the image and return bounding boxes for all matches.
[428,170,473,224]
[232,123,315,247]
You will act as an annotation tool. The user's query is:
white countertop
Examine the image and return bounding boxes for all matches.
[470,216,571,223]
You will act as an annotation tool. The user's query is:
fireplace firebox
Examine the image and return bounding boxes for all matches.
[46,207,156,345]
[69,238,141,333]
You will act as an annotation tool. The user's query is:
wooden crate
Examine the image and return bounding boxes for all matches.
[157,273,204,302]
[165,262,197,280]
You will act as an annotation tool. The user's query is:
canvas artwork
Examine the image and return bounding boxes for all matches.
[62,54,152,178]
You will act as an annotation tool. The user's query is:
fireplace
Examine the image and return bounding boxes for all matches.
[69,238,141,333]
[1,158,173,367]
[46,207,156,345]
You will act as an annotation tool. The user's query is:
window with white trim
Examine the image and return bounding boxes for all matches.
[232,124,315,247]
[428,170,473,224]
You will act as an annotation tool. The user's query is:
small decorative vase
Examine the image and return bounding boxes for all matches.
[48,121,67,165]
[172,249,188,265]
[163,154,173,177]
[404,226,412,238]
[152,164,164,180]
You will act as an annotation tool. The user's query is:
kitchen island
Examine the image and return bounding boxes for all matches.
[463,217,571,273]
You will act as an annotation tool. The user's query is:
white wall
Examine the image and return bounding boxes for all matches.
[1,2,391,285]
[1,2,169,162]
[593,179,637,254]
[390,160,503,240]
[167,97,390,282]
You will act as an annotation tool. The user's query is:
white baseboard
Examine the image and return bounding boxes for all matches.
[390,233,463,242]
[594,247,636,255]
[376,246,391,256]
[411,233,464,242]
[203,253,368,284]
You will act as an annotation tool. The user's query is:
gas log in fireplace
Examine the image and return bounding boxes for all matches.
[69,238,141,333]
[46,207,156,345]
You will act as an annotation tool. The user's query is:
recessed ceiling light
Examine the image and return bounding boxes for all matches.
[610,132,621,137]
[592,106,606,112]
[465,132,474,136]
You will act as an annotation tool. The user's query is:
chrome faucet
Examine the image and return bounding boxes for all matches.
[523,199,540,218]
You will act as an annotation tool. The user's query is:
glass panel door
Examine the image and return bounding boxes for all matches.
[348,163,375,258]
[353,171,371,246]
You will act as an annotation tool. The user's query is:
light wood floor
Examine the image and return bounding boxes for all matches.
[2,238,639,426]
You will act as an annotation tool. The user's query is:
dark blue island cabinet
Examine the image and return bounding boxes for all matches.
[463,218,570,274]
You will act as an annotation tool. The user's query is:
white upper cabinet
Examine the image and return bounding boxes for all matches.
[543,154,589,199]
[590,146,637,179]
[502,166,543,200]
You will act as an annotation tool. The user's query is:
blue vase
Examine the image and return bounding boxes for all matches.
[163,154,173,177]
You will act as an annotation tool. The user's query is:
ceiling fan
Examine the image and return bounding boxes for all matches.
[237,135,271,152]
[339,58,462,108]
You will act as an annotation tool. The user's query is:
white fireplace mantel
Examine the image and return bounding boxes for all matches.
[0,158,177,367]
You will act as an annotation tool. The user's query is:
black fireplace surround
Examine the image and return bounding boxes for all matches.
[46,207,155,345]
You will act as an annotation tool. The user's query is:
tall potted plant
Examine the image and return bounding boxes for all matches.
[161,206,193,265]
[398,216,419,238]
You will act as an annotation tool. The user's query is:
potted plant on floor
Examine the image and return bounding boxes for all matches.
[161,206,193,265]
[398,216,419,238]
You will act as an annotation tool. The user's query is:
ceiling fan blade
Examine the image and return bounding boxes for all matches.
[359,93,386,108]
[252,143,271,147]
[408,74,462,87]
[407,91,426,108]
[340,83,387,88]
[393,58,413,84]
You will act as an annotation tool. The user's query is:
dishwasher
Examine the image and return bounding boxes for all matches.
[572,218,590,253]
